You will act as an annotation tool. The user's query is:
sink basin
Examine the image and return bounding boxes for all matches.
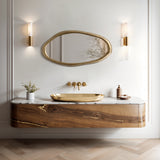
[50,93,104,102]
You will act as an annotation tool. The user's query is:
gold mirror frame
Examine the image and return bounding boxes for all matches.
[41,30,112,66]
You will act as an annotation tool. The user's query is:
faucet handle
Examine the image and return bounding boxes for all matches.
[72,82,76,88]
[82,82,87,86]
[67,82,72,86]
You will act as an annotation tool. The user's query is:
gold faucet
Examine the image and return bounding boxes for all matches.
[67,81,87,90]
[77,82,81,90]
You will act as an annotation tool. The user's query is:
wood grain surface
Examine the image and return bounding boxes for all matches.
[11,103,145,128]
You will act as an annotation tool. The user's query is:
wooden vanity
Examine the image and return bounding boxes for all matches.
[11,97,145,128]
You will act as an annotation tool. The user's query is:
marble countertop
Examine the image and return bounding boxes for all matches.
[11,97,145,105]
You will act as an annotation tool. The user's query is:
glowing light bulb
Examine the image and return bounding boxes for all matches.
[28,22,32,36]
[121,23,128,37]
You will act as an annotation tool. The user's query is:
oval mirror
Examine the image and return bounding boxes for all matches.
[42,30,112,66]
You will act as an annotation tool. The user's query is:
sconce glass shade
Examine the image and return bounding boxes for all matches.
[121,23,128,37]
[28,22,32,36]
[122,46,130,60]
[120,22,129,60]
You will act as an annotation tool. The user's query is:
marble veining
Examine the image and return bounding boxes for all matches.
[11,97,145,105]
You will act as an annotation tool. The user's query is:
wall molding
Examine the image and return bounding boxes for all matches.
[7,0,14,101]
[148,0,152,123]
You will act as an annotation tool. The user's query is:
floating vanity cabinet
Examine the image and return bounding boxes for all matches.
[11,98,145,128]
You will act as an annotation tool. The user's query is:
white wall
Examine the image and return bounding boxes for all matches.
[0,0,159,138]
[14,0,148,101]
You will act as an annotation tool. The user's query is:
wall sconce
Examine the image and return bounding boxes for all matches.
[121,23,128,46]
[28,22,33,46]
[120,22,130,60]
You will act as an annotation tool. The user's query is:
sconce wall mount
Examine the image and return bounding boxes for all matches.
[28,35,32,46]
[123,36,128,46]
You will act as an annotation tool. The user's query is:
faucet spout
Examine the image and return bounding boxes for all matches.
[77,82,81,90]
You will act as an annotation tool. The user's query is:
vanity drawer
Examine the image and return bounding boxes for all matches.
[11,103,145,128]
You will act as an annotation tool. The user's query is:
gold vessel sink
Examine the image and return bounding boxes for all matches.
[50,93,104,102]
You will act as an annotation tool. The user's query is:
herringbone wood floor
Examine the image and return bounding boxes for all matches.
[0,139,160,160]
